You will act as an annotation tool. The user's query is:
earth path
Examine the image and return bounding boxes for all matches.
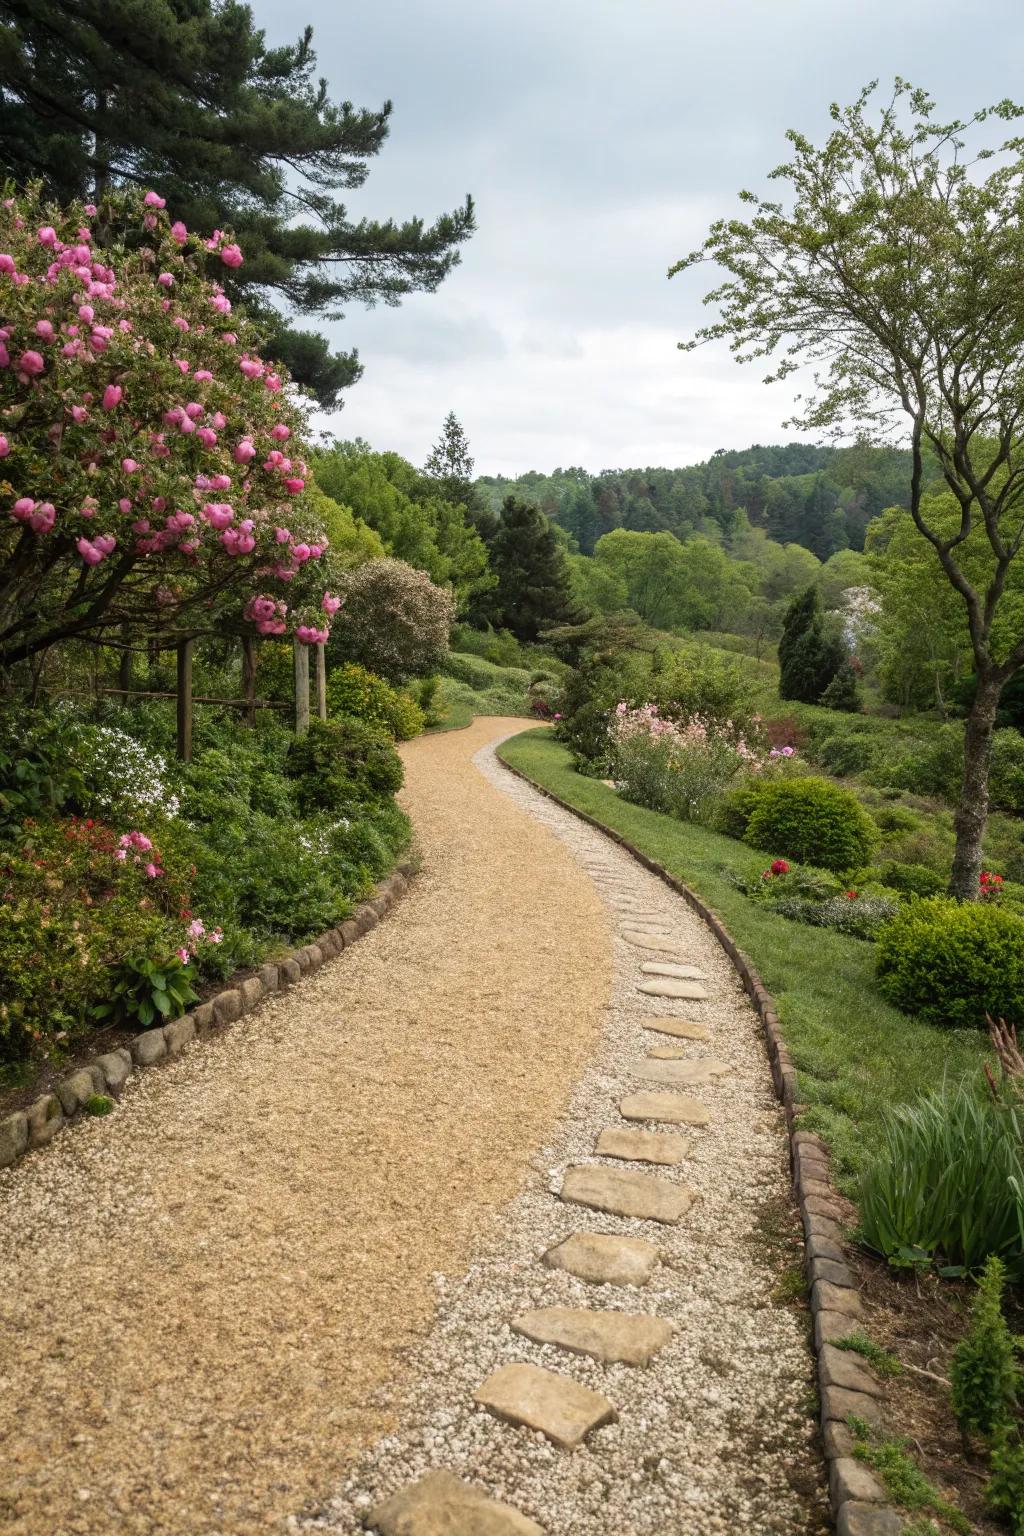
[0,717,610,1536]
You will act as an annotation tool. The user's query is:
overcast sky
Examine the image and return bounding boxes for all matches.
[257,0,1024,476]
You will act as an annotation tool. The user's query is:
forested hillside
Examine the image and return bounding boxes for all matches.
[477,441,939,557]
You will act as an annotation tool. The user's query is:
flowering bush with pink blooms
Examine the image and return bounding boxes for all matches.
[0,184,339,668]
[609,701,767,824]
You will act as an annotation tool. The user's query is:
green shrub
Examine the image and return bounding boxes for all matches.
[858,1082,1024,1277]
[326,662,424,740]
[715,776,771,840]
[876,898,1024,1029]
[742,776,877,872]
[987,1438,1024,1534]
[285,717,404,813]
[950,1256,1019,1443]
[874,861,947,898]
[91,952,198,1030]
[991,729,1024,814]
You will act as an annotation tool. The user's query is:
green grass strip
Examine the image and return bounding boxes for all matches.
[498,729,988,1193]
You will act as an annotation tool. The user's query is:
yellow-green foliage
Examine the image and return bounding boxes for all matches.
[326,662,424,740]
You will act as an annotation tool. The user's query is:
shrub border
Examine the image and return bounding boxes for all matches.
[498,751,904,1536]
[0,861,417,1176]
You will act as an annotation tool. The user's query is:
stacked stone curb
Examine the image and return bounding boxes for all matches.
[498,753,904,1536]
[0,861,416,1177]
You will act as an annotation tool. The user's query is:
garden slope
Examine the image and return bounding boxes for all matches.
[0,718,611,1536]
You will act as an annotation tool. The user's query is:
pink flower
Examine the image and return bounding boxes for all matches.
[188,919,205,939]
[283,477,305,495]
[18,349,44,375]
[197,427,217,447]
[34,319,55,342]
[77,537,103,565]
[233,437,256,464]
[295,624,329,645]
[176,948,190,965]
[201,502,234,530]
[70,404,88,424]
[37,225,57,247]
[171,221,188,244]
[28,502,55,535]
[84,203,97,216]
[144,862,159,878]
[321,593,343,616]
[0,434,9,457]
[102,384,122,411]
[220,243,243,268]
[158,272,174,287]
[143,191,166,209]
[0,253,16,274]
[12,496,35,521]
[270,422,290,441]
[121,458,139,474]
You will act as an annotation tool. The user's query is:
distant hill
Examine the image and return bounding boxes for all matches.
[476,442,937,558]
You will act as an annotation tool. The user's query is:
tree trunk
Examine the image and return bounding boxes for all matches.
[949,672,1002,900]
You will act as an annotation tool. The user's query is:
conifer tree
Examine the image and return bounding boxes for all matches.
[424,411,475,505]
[0,1,475,406]
[778,585,843,703]
[484,497,582,642]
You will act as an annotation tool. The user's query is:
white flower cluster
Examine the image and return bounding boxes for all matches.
[79,724,181,819]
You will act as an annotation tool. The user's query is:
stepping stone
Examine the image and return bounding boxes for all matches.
[559,1164,697,1224]
[595,1126,689,1165]
[647,1043,688,1059]
[369,1471,543,1535]
[619,1090,711,1127]
[643,1017,711,1041]
[622,930,682,954]
[542,1232,659,1287]
[638,978,708,1000]
[640,961,705,980]
[631,1057,733,1087]
[512,1306,674,1366]
[474,1362,616,1448]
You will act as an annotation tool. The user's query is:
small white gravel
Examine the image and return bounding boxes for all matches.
[301,736,829,1536]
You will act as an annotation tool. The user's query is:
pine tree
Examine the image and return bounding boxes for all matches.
[424,412,474,505]
[0,2,475,406]
[485,497,583,642]
[778,584,843,703]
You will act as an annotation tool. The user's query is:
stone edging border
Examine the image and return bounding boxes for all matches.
[0,860,418,1177]
[497,753,903,1536]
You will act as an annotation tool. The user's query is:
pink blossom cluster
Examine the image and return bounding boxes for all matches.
[0,188,337,647]
[177,916,224,965]
[115,829,163,879]
[610,701,765,768]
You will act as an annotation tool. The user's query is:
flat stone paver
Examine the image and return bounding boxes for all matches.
[640,962,705,980]
[474,1362,616,1448]
[542,1232,660,1287]
[630,1057,733,1086]
[511,1306,675,1366]
[642,1017,711,1041]
[619,1090,712,1127]
[559,1164,697,1223]
[370,1470,543,1535]
[622,931,682,954]
[595,1126,689,1164]
[638,978,709,1000]
[646,1043,688,1059]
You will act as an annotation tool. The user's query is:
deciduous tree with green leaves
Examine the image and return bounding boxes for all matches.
[672,79,1024,898]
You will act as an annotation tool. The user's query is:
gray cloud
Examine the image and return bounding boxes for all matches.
[258,0,1024,473]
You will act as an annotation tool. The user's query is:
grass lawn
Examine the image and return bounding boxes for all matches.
[498,728,989,1197]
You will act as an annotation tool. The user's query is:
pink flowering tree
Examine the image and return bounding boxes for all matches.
[0,185,343,669]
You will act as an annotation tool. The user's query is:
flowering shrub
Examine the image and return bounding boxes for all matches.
[0,185,337,667]
[739,858,900,939]
[0,813,216,1057]
[328,558,455,683]
[609,701,766,824]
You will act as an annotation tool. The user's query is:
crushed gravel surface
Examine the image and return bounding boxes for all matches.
[301,734,830,1536]
[0,718,610,1536]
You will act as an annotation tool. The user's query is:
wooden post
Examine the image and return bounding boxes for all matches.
[315,642,327,722]
[176,638,194,762]
[241,636,257,726]
[294,638,310,738]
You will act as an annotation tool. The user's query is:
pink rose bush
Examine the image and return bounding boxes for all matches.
[609,701,768,824]
[0,186,337,667]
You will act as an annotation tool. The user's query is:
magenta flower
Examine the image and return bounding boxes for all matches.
[0,434,9,456]
[18,349,44,375]
[171,220,188,244]
[37,226,57,247]
[321,592,343,616]
[77,537,103,565]
[102,383,122,411]
[220,243,243,268]
[143,191,166,209]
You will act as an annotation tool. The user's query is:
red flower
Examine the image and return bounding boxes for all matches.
[845,890,858,900]
[770,859,790,876]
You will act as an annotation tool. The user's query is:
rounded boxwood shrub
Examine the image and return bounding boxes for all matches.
[874,860,947,898]
[741,776,876,872]
[876,898,1024,1029]
[285,717,403,812]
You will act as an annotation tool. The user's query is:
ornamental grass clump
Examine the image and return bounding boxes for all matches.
[858,1081,1024,1278]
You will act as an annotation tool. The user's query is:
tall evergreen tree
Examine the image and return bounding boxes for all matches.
[484,497,582,642]
[0,1,475,406]
[424,411,474,504]
[778,585,843,703]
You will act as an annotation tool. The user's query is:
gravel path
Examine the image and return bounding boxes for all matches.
[302,732,830,1536]
[0,718,610,1536]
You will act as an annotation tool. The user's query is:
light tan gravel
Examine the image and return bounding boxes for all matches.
[0,718,610,1536]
